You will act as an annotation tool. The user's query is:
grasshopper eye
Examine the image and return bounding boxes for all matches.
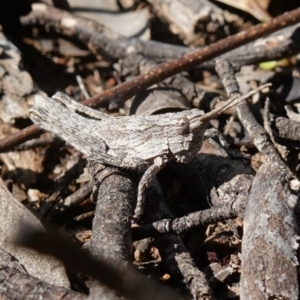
[176,117,190,135]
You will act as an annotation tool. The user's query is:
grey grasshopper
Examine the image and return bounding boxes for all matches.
[30,84,270,219]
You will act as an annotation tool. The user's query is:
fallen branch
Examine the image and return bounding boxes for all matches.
[132,197,245,241]
[88,163,136,299]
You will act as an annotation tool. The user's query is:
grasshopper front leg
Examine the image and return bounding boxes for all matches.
[134,156,167,221]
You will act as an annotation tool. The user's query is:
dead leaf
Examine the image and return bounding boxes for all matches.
[215,0,272,21]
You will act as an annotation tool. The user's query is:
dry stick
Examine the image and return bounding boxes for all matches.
[73,211,94,223]
[156,234,212,300]
[263,98,277,144]
[20,4,185,61]
[0,265,86,300]
[132,197,245,241]
[13,135,57,151]
[216,59,285,166]
[0,124,43,152]
[1,8,300,152]
[88,163,136,300]
[63,180,93,207]
[144,179,212,300]
[237,100,285,166]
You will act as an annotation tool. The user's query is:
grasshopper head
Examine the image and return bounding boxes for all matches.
[168,109,206,163]
[169,83,272,163]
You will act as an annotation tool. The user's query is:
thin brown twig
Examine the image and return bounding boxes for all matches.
[83,7,300,109]
[0,125,43,152]
[1,7,300,152]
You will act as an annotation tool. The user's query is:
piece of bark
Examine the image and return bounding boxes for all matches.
[0,178,70,287]
[69,0,150,40]
[240,162,298,299]
[147,0,238,46]
[0,265,86,300]
[88,163,136,299]
[130,87,191,116]
[273,115,300,142]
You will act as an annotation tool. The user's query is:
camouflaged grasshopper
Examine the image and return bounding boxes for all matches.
[30,83,270,219]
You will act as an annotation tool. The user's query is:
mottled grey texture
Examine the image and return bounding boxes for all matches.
[30,92,206,219]
[29,86,267,218]
[240,162,299,300]
[30,93,207,168]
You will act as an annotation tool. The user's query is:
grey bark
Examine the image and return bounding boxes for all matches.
[147,0,237,46]
[88,163,136,299]
[240,162,298,300]
[273,115,300,142]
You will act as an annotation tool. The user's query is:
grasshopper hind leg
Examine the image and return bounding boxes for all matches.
[52,92,111,121]
[134,156,167,221]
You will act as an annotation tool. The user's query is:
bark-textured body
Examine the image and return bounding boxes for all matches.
[30,93,206,169]
[29,85,269,218]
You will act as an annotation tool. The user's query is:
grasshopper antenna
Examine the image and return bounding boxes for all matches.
[199,83,271,123]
